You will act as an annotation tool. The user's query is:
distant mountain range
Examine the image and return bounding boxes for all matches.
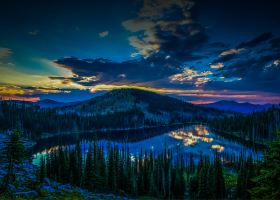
[2,91,273,115]
[34,99,80,108]
[198,100,272,114]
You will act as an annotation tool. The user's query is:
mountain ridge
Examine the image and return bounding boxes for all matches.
[199,100,272,114]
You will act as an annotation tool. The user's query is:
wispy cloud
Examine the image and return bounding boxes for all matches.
[274,59,280,66]
[169,67,212,86]
[0,47,12,59]
[0,84,71,102]
[28,29,39,36]
[99,31,109,38]
[219,48,244,57]
[210,62,224,69]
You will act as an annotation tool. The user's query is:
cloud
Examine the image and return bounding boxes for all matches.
[53,56,179,86]
[210,62,224,69]
[99,31,109,38]
[269,37,280,49]
[179,90,280,104]
[169,67,213,86]
[0,47,12,59]
[28,30,39,36]
[274,59,280,66]
[0,84,73,102]
[205,54,280,94]
[237,32,273,48]
[219,48,244,57]
[201,32,280,96]
[122,0,207,60]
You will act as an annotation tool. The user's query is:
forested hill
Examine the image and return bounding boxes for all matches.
[210,105,280,142]
[0,89,227,138]
[60,88,227,121]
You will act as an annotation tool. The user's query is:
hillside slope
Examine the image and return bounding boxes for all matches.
[34,99,80,108]
[60,89,229,124]
[0,89,233,137]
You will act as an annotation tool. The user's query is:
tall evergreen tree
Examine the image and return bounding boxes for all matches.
[39,156,46,183]
[75,141,83,186]
[250,131,280,199]
[0,130,27,192]
[84,145,94,191]
[213,155,226,199]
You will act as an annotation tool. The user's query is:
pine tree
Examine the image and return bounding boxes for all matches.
[84,145,94,190]
[250,131,280,199]
[189,176,198,199]
[213,155,226,199]
[75,141,83,186]
[39,156,46,182]
[58,146,67,183]
[197,166,209,199]
[0,130,27,192]
[107,146,116,191]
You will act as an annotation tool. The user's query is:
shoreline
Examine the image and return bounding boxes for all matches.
[39,121,207,139]
[37,122,267,150]
[211,128,267,149]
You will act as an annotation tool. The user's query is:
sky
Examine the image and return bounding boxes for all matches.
[1,0,280,104]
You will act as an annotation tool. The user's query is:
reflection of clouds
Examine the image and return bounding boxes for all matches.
[34,145,60,160]
[201,137,213,143]
[211,144,224,152]
[169,125,214,146]
[195,125,209,136]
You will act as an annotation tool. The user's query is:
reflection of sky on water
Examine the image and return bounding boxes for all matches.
[33,125,261,164]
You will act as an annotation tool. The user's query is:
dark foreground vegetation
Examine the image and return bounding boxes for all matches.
[1,130,280,199]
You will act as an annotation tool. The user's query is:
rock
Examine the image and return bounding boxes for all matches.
[7,184,17,193]
[40,185,56,193]
[44,177,51,185]
[59,184,72,192]
[43,194,56,200]
[51,181,59,188]
[14,190,38,197]
[16,186,27,192]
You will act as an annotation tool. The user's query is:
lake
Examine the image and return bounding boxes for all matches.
[32,124,261,164]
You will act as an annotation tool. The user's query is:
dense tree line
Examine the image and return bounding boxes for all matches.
[0,101,215,139]
[0,102,147,139]
[210,106,280,142]
[39,141,188,198]
[2,98,279,144]
[37,139,262,199]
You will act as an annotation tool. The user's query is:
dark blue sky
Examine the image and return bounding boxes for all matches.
[1,0,280,104]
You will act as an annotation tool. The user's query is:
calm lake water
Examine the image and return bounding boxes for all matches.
[32,124,261,164]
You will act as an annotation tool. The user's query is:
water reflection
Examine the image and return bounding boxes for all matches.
[170,125,223,152]
[211,145,224,152]
[32,125,261,164]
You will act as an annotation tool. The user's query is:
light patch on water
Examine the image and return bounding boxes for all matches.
[211,144,225,152]
[169,125,214,147]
